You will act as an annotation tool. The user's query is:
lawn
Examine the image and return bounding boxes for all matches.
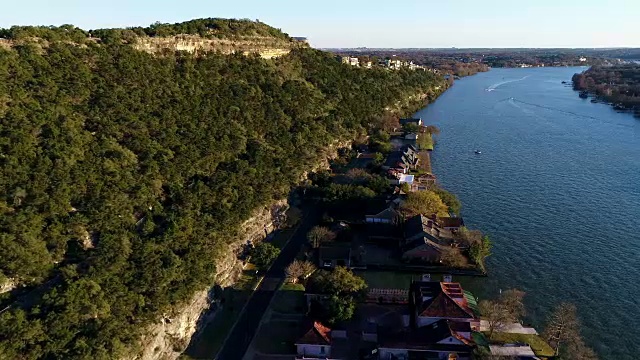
[356,270,418,289]
[254,320,301,354]
[271,282,306,314]
[486,332,555,357]
[184,270,261,359]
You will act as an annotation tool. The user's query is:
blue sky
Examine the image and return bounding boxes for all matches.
[1,0,638,48]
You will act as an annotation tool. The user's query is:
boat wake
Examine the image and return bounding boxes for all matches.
[486,75,530,91]
[501,97,602,121]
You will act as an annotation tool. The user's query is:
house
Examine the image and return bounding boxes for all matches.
[378,319,474,360]
[408,280,478,328]
[318,246,352,269]
[399,118,423,127]
[296,321,333,358]
[365,203,402,224]
[402,215,462,262]
[382,145,419,174]
[404,132,419,140]
[412,173,437,190]
[433,216,465,232]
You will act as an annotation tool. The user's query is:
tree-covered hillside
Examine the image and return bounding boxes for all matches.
[0,18,291,44]
[0,20,444,359]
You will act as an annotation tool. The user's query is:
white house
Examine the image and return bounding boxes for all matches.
[296,321,332,358]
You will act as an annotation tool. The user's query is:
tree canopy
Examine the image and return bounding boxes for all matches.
[0,19,443,359]
[401,190,449,217]
[250,243,280,270]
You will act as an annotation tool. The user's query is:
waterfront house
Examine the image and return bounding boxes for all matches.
[408,280,478,328]
[404,132,419,140]
[400,118,423,127]
[412,173,437,190]
[401,214,466,263]
[433,216,465,232]
[382,144,419,174]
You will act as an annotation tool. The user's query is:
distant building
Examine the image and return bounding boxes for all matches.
[579,57,587,62]
[292,36,308,43]
[341,56,359,66]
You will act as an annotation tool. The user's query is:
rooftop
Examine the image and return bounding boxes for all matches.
[379,319,473,351]
[296,320,331,345]
[411,281,476,319]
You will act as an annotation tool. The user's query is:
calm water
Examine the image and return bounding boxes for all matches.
[415,67,640,359]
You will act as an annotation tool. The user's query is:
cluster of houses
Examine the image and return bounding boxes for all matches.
[338,56,432,71]
[295,275,545,359]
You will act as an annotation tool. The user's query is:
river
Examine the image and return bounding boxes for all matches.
[414,67,640,360]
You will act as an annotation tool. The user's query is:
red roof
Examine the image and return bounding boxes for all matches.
[296,321,331,345]
[415,282,475,319]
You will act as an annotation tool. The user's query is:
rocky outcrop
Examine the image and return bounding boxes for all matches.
[0,278,17,295]
[134,200,289,360]
[133,35,301,59]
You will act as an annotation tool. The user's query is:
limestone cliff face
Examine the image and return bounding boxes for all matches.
[133,140,351,360]
[133,35,301,59]
[134,199,289,360]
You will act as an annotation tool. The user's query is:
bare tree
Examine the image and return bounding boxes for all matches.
[479,289,526,339]
[479,299,511,339]
[285,260,316,283]
[543,303,598,359]
[500,289,526,320]
[440,248,467,268]
[307,226,336,248]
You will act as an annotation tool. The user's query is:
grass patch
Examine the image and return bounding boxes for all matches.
[254,320,301,354]
[486,332,555,357]
[356,271,417,289]
[271,282,306,314]
[417,133,434,151]
[185,270,261,358]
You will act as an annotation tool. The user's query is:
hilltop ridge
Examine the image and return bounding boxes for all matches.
[0,18,306,58]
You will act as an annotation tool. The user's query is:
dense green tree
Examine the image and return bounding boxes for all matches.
[250,243,280,270]
[433,187,461,215]
[401,190,449,217]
